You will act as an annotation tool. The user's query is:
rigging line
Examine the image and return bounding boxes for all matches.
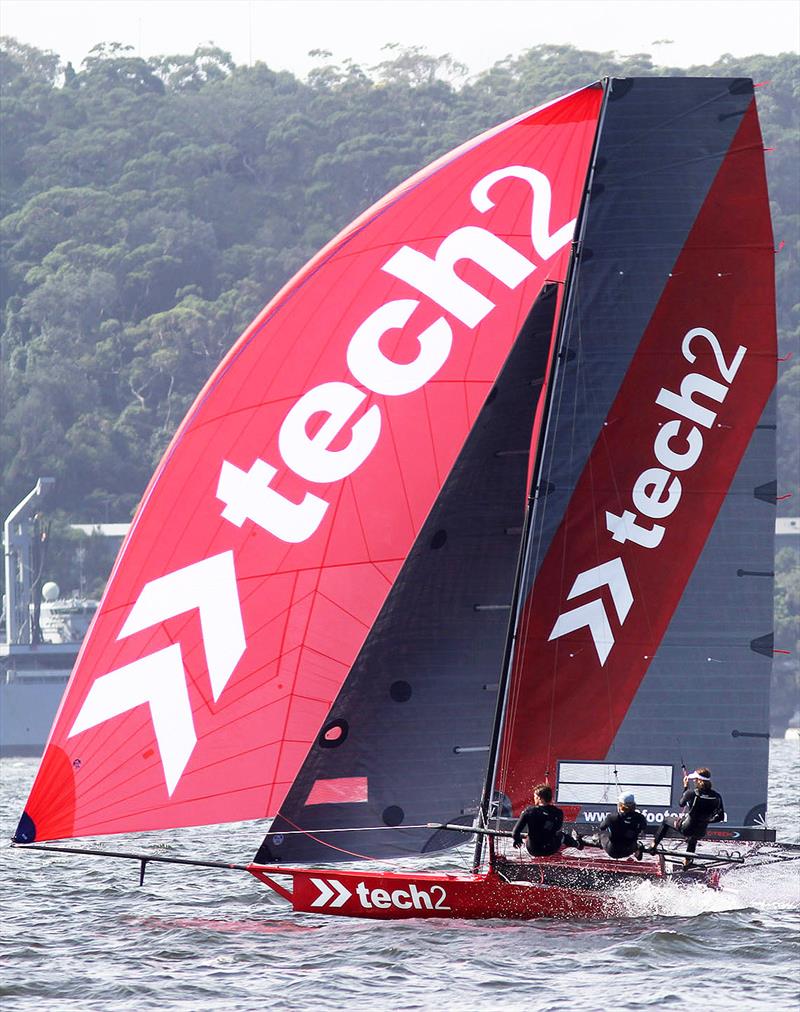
[597,145,755,186]
[496,280,576,789]
[238,555,407,593]
[485,93,609,811]
[676,738,687,778]
[500,261,584,791]
[496,218,586,791]
[493,114,598,785]
[498,279,574,788]
[545,268,586,778]
[263,813,427,861]
[494,320,560,794]
[264,822,441,835]
[472,285,570,846]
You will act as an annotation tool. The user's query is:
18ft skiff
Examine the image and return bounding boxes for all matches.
[13,77,796,920]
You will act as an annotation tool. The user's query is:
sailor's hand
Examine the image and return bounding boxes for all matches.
[682,775,689,788]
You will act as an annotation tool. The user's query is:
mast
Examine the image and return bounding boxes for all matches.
[471,79,611,872]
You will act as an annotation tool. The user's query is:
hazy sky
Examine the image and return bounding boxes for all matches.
[1,0,798,78]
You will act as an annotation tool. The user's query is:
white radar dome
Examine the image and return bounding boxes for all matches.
[41,581,60,602]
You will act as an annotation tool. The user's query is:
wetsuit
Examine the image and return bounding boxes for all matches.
[652,786,725,852]
[593,809,648,858]
[512,804,566,857]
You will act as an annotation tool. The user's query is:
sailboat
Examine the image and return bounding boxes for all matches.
[13,77,795,920]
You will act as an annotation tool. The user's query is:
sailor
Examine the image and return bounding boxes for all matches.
[511,783,582,856]
[649,768,725,862]
[579,793,648,859]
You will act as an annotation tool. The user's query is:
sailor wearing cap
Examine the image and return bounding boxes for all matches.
[578,792,648,860]
[649,767,725,863]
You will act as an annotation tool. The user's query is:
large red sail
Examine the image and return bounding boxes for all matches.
[497,79,776,826]
[17,86,602,842]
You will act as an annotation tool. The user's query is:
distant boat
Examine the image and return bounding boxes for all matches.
[1,594,97,758]
[1,481,98,756]
[1,641,82,758]
[13,77,800,918]
[37,588,97,645]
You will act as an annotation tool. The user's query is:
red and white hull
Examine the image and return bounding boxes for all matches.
[248,864,630,920]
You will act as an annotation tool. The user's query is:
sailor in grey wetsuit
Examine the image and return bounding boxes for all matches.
[580,793,648,859]
[511,783,582,857]
[650,768,725,859]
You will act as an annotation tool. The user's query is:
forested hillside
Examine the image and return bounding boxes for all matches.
[1,39,797,710]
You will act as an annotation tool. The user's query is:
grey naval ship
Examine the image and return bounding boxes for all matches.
[1,479,108,756]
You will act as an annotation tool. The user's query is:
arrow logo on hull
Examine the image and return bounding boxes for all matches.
[548,557,633,665]
[309,877,352,908]
[68,551,245,794]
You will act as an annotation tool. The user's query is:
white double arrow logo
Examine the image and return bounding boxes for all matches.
[309,877,352,908]
[548,557,633,665]
[68,551,245,795]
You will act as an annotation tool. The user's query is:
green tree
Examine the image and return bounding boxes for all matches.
[0,37,797,728]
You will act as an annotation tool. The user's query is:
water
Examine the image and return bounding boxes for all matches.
[2,740,798,1011]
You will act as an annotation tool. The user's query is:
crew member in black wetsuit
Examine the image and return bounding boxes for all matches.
[580,793,648,859]
[649,768,725,864]
[511,783,582,857]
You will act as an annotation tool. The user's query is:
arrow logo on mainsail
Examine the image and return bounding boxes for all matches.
[68,551,245,794]
[548,557,633,665]
[309,877,352,908]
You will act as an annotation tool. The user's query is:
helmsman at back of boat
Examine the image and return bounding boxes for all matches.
[650,768,725,855]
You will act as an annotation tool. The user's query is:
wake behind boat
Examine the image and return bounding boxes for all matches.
[12,76,798,920]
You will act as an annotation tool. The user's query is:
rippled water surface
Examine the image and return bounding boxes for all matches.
[2,740,798,1011]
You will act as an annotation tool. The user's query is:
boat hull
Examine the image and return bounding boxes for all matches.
[248,865,629,920]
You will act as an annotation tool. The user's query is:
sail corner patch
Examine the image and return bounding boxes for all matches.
[305,777,369,806]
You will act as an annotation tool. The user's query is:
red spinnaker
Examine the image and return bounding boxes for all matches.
[21,86,602,841]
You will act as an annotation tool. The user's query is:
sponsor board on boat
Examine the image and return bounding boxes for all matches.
[582,808,682,825]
